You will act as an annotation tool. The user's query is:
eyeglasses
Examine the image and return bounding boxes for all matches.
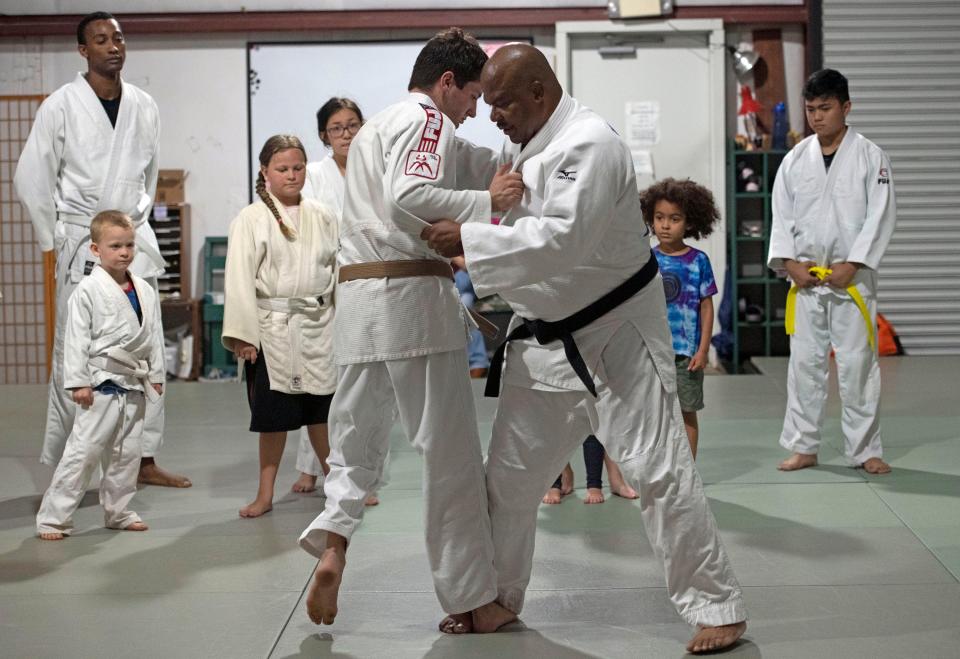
[325,122,361,138]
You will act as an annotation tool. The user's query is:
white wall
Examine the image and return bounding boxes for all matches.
[0,28,550,296]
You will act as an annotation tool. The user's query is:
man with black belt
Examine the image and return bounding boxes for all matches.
[298,28,521,634]
[421,44,747,653]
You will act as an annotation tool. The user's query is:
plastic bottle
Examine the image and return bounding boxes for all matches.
[772,101,788,150]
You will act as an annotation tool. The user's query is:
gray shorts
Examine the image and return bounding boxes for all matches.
[675,355,704,412]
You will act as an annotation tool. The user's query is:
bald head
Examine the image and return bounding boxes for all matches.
[482,44,562,145]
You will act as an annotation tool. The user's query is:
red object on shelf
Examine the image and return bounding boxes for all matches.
[738,86,763,115]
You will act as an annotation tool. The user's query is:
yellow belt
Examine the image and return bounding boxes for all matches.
[785,266,875,351]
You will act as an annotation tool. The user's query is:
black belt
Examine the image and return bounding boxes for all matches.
[485,251,660,398]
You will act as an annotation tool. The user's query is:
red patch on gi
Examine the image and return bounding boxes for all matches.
[405,151,441,179]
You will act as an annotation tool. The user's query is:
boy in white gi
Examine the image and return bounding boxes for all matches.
[768,69,896,474]
[14,11,189,488]
[36,211,164,540]
[422,44,747,653]
[298,29,522,634]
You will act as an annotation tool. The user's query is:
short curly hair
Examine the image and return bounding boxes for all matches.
[639,177,720,240]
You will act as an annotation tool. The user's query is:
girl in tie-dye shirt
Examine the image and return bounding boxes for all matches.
[641,178,721,459]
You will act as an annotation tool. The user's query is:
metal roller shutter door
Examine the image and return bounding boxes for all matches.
[824,0,960,353]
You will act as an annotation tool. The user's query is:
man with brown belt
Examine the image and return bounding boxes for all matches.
[297,28,522,633]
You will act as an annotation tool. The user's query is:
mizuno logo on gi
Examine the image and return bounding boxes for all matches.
[556,169,577,181]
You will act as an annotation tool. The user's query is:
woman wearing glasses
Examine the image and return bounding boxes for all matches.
[293,98,384,505]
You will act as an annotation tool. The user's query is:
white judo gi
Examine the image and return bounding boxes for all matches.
[295,158,350,477]
[221,196,338,396]
[36,266,165,535]
[14,73,166,466]
[460,94,746,626]
[298,92,499,614]
[768,129,897,464]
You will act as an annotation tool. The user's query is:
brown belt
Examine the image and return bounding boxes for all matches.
[338,259,500,340]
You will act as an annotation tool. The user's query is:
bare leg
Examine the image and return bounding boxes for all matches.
[306,532,347,625]
[559,462,574,495]
[240,431,286,518]
[687,621,747,654]
[604,455,638,499]
[306,423,331,476]
[862,457,892,474]
[138,457,192,488]
[778,452,818,471]
[681,410,699,460]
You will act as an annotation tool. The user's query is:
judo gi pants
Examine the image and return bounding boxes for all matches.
[42,227,164,465]
[36,389,145,535]
[299,349,498,614]
[486,323,746,627]
[295,425,393,490]
[781,288,882,464]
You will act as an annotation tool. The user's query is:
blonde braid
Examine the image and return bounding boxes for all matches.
[255,171,294,240]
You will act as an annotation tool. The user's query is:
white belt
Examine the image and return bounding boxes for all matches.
[89,347,161,402]
[256,295,330,314]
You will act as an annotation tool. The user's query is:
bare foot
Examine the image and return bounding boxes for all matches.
[687,621,746,654]
[777,453,818,471]
[123,521,148,532]
[559,463,574,496]
[306,546,346,625]
[138,461,192,488]
[365,494,380,506]
[610,482,639,499]
[239,497,273,518]
[291,473,317,493]
[584,487,605,504]
[39,531,65,541]
[439,612,472,634]
[542,487,563,505]
[472,601,517,633]
[862,457,892,474]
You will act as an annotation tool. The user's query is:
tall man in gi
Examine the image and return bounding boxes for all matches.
[15,11,190,488]
[768,69,896,474]
[298,28,521,633]
[422,44,747,653]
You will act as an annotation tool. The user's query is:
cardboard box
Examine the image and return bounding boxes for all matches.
[156,169,186,204]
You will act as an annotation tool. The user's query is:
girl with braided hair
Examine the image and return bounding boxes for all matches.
[222,134,339,518]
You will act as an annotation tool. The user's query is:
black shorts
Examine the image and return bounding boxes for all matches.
[244,353,332,433]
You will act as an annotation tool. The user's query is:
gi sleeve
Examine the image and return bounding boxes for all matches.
[461,137,622,298]
[13,100,65,252]
[140,107,161,226]
[221,213,263,351]
[846,149,896,270]
[389,106,492,236]
[767,154,797,270]
[62,285,94,390]
[453,137,502,196]
[148,289,166,384]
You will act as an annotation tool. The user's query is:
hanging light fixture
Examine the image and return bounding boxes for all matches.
[727,46,759,78]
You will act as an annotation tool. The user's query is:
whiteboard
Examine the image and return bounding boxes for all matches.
[248,40,519,199]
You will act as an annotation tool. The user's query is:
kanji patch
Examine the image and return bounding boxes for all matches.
[405,151,441,179]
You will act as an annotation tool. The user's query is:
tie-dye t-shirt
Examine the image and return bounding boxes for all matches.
[653,246,717,357]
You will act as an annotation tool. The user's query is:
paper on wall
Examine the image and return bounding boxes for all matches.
[625,101,660,147]
[631,149,654,176]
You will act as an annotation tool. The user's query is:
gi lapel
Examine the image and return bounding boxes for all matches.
[812,128,857,262]
[93,79,135,215]
[91,266,141,336]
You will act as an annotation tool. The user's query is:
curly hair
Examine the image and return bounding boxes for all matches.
[639,177,720,240]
